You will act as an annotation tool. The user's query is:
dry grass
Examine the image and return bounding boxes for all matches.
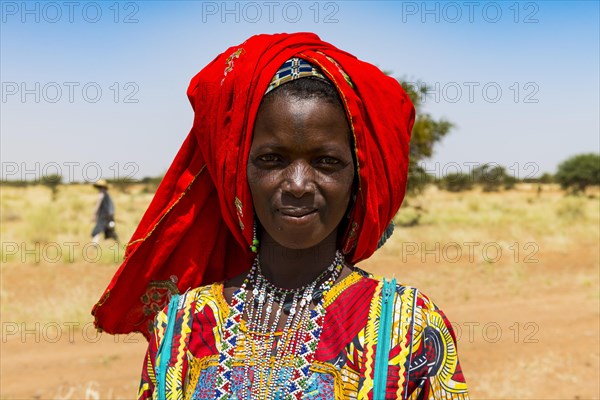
[1,184,153,265]
[384,186,599,267]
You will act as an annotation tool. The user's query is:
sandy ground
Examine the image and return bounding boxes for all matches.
[2,247,599,400]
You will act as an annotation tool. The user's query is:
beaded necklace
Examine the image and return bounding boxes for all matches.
[213,251,344,400]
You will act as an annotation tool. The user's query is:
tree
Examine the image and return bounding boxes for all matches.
[555,153,600,194]
[538,173,554,184]
[440,173,473,192]
[41,174,62,201]
[503,174,518,190]
[472,164,516,192]
[524,172,554,184]
[399,80,454,195]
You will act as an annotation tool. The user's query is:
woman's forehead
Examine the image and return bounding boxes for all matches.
[252,97,351,149]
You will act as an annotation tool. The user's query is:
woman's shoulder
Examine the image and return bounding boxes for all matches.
[154,282,226,322]
[350,268,447,316]
[356,272,458,345]
[184,282,229,311]
[325,269,457,350]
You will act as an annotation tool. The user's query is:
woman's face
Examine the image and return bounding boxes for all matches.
[247,93,355,250]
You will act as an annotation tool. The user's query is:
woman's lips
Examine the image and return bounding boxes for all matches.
[277,208,318,224]
[279,207,316,217]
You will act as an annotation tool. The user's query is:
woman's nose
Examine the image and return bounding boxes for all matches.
[282,161,316,198]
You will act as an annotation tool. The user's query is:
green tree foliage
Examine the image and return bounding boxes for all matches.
[440,173,473,192]
[472,164,517,192]
[0,179,29,187]
[41,174,62,201]
[399,80,453,195]
[503,175,518,190]
[523,172,554,184]
[436,164,519,193]
[555,153,600,194]
[538,173,554,184]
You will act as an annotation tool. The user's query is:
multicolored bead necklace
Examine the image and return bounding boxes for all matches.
[213,251,344,399]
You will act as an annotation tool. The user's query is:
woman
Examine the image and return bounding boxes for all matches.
[93,33,468,399]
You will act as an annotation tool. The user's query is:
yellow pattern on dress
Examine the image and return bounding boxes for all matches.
[426,310,468,393]
[341,329,361,399]
[358,280,383,399]
[394,286,415,398]
[323,271,363,307]
[138,382,150,400]
[166,292,195,400]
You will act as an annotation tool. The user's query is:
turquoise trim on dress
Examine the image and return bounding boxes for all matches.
[374,278,396,399]
[157,294,180,400]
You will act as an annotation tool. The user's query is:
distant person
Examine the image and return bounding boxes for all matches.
[91,179,118,244]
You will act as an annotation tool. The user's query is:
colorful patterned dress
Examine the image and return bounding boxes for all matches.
[137,269,468,399]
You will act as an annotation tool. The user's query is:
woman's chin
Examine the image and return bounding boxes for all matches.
[265,228,337,251]
[270,236,319,250]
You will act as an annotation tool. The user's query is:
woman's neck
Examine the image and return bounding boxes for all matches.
[257,230,340,290]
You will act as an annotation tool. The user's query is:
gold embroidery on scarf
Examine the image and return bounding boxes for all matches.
[234,197,245,230]
[342,221,359,255]
[221,48,245,85]
[139,277,180,324]
[92,290,111,315]
[125,164,207,253]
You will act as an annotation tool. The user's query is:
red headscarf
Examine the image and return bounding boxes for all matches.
[92,32,415,338]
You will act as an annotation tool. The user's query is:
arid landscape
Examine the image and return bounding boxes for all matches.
[1,183,599,399]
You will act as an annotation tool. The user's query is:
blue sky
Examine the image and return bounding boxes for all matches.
[1,0,599,182]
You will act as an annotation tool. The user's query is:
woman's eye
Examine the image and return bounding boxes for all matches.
[319,157,340,165]
[258,154,280,163]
